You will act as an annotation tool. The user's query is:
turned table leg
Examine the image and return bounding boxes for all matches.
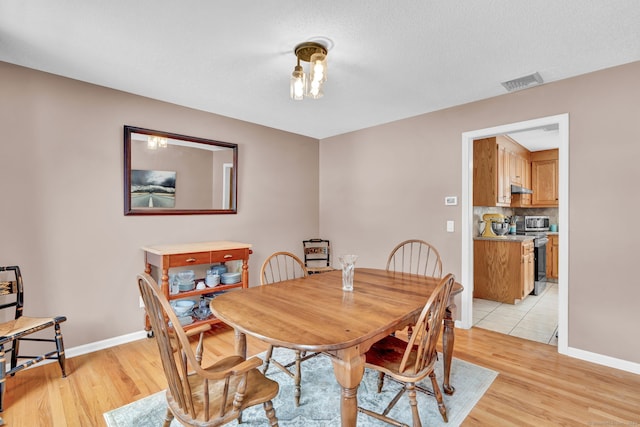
[442,304,456,395]
[329,348,365,427]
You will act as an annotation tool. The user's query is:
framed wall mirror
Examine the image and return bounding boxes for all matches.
[124,126,238,215]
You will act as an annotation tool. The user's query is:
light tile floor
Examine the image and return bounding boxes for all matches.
[473,281,558,345]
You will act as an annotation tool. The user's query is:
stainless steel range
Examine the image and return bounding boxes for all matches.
[515,216,550,295]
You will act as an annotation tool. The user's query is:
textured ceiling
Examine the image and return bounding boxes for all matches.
[1,1,639,140]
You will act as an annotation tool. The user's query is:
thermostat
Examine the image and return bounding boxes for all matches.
[444,196,458,206]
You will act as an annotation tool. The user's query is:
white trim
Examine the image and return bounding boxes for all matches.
[566,346,640,375]
[65,330,148,359]
[460,114,570,357]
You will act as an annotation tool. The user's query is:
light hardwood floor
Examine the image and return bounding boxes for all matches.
[3,323,639,426]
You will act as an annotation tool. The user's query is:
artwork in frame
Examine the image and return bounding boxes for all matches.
[131,170,176,208]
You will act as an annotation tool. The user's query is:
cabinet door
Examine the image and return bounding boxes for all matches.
[546,237,554,278]
[497,145,511,204]
[532,159,558,206]
[522,242,534,297]
[551,235,559,279]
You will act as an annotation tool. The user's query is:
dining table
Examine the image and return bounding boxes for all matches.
[210,268,463,427]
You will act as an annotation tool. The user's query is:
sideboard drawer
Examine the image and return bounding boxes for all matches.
[210,248,247,263]
[168,252,210,267]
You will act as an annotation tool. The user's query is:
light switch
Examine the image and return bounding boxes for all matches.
[446,220,455,232]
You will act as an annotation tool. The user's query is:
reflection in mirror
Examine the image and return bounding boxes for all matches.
[124,126,237,215]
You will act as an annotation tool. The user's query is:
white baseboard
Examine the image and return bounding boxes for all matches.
[65,330,148,359]
[566,346,640,375]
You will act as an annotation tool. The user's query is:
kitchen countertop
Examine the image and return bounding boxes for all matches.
[474,235,535,242]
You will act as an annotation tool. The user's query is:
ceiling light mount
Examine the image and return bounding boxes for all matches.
[294,42,327,62]
[290,40,329,101]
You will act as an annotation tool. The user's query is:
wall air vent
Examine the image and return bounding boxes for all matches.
[501,72,544,92]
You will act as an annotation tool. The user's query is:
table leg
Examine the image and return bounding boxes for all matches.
[442,304,456,395]
[330,348,365,427]
[234,329,247,359]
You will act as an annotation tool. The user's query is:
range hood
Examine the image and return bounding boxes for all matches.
[511,184,533,194]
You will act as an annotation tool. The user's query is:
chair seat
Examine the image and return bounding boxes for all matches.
[365,336,425,379]
[169,355,280,426]
[0,316,66,343]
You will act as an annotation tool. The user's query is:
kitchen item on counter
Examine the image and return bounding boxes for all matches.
[509,224,517,235]
[491,222,509,236]
[550,224,558,232]
[221,272,241,284]
[515,215,550,233]
[478,221,486,236]
[481,213,509,238]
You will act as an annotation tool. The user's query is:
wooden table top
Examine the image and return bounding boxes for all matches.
[210,268,463,353]
[141,241,252,255]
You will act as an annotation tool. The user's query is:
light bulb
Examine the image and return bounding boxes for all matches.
[290,65,306,100]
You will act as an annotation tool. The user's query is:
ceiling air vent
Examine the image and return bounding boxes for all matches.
[501,72,544,92]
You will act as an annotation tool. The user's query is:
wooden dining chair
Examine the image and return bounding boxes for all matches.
[302,238,334,274]
[137,273,279,427]
[386,239,443,278]
[0,265,67,414]
[260,251,319,406]
[358,274,455,427]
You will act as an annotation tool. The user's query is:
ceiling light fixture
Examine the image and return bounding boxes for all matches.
[290,41,328,100]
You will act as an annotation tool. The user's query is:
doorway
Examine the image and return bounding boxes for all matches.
[460,114,569,355]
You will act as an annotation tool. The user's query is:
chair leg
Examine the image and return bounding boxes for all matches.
[377,371,385,393]
[263,400,279,426]
[263,345,274,374]
[54,324,67,377]
[0,344,5,413]
[429,371,448,422]
[9,340,18,374]
[407,383,422,427]
[294,350,302,407]
[162,407,174,427]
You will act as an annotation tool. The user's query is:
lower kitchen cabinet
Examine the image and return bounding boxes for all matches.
[546,234,559,279]
[474,239,534,304]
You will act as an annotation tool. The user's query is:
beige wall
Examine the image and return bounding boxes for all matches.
[0,61,320,347]
[320,61,640,364]
[3,58,640,366]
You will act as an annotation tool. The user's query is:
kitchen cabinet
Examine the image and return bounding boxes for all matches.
[531,149,559,206]
[474,238,534,304]
[546,234,559,279]
[473,135,530,207]
[474,137,511,206]
[141,241,252,336]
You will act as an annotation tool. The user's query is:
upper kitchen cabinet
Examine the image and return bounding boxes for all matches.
[531,149,559,207]
[473,136,530,207]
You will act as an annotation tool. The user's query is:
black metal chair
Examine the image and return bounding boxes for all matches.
[302,239,334,274]
[0,266,67,413]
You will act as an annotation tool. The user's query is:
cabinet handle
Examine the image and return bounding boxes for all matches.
[186,258,196,263]
[223,254,233,259]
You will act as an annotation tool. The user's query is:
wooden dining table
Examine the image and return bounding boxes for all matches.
[210,268,463,427]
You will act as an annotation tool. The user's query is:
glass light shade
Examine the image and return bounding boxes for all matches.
[157,137,168,148]
[309,52,327,83]
[307,78,324,99]
[290,65,306,100]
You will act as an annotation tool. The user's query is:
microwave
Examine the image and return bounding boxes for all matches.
[516,215,550,232]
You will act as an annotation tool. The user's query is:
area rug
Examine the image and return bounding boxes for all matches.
[104,348,497,426]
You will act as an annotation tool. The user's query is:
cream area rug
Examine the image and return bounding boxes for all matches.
[104,347,497,427]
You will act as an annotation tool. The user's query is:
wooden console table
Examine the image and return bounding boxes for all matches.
[142,241,252,336]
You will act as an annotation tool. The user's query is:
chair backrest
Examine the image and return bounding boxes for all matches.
[302,239,331,269]
[399,274,455,375]
[386,239,443,278]
[0,266,24,320]
[138,273,256,423]
[260,251,308,285]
